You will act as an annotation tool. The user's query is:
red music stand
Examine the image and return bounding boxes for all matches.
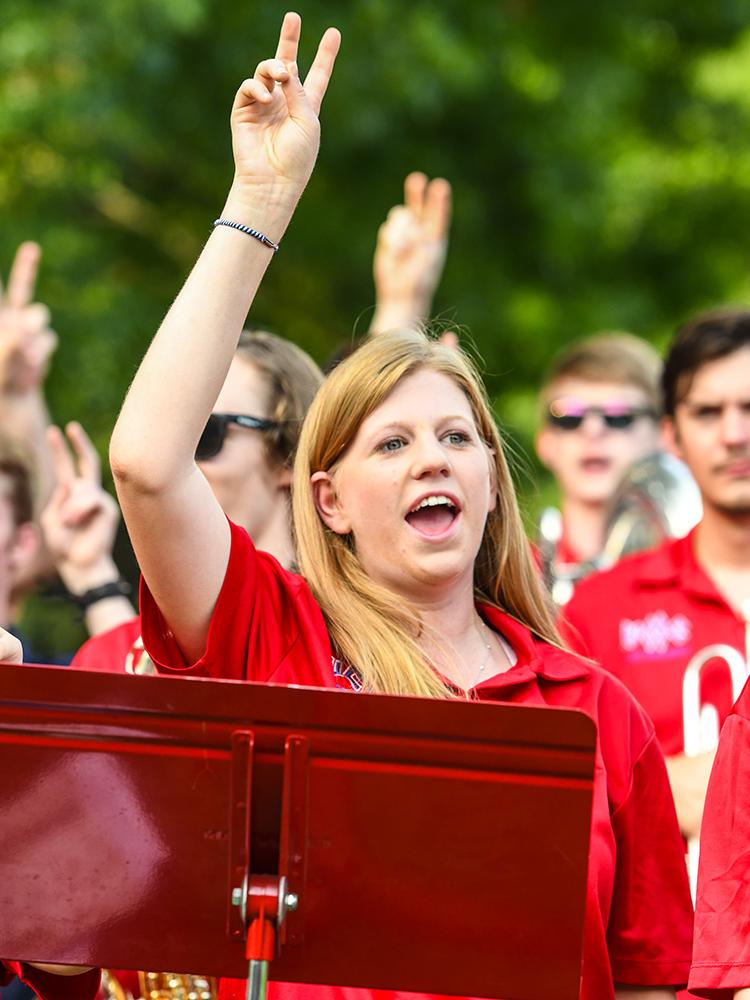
[0,664,596,1000]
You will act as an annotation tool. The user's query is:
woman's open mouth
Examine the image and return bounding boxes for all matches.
[404,494,461,539]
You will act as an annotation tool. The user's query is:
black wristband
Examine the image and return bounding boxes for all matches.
[74,579,132,610]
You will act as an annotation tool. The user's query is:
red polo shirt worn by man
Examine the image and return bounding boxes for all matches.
[561,529,746,758]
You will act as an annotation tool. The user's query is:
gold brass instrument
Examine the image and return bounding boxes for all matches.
[602,451,702,565]
[100,971,217,1000]
[138,972,217,1000]
[537,506,600,607]
[540,451,702,606]
[100,970,134,1000]
[682,621,750,900]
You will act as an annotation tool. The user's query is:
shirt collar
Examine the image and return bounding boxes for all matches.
[477,602,590,688]
[631,527,724,602]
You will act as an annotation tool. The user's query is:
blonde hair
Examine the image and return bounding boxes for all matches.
[293,330,559,698]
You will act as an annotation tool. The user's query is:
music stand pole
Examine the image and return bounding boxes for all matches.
[236,875,297,1000]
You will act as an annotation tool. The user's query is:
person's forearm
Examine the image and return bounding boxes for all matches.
[0,389,54,504]
[110,182,299,493]
[56,553,135,636]
[664,749,715,839]
[369,296,429,335]
[82,595,136,637]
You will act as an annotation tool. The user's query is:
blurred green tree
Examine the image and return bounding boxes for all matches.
[3,0,750,649]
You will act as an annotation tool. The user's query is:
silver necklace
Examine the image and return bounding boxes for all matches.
[472,617,493,688]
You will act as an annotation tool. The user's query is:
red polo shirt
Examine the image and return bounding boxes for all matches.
[689,678,750,998]
[136,520,692,1000]
[560,531,747,757]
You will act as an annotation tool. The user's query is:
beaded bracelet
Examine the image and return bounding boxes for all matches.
[212,218,280,252]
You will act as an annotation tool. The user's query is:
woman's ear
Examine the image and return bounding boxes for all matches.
[310,471,352,535]
[486,448,498,513]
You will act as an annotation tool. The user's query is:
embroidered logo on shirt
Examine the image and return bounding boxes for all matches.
[619,611,692,655]
[332,656,363,691]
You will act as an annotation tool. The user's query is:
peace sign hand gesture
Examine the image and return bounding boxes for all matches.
[0,242,57,394]
[372,173,452,323]
[41,422,122,594]
[227,12,341,215]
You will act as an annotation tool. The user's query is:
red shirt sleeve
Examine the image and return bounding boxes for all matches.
[605,724,694,986]
[139,519,332,685]
[1,964,100,1000]
[689,706,750,998]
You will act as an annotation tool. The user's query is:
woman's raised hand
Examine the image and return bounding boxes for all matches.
[110,15,339,665]
[228,12,340,208]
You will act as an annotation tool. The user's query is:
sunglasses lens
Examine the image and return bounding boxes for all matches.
[196,415,224,460]
[549,407,644,431]
[549,413,584,431]
[603,413,636,430]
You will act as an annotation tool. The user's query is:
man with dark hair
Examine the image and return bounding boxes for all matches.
[562,306,750,876]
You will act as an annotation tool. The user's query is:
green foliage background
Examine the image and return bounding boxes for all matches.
[4,0,750,650]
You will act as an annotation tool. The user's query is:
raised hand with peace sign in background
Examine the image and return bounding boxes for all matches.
[370,173,452,336]
[0,242,58,520]
[0,242,57,395]
[41,422,135,638]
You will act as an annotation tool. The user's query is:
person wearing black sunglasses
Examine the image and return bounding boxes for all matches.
[194,330,322,572]
[69,328,322,677]
[534,332,662,600]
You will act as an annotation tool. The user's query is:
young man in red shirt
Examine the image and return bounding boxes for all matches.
[534,333,663,603]
[562,307,750,852]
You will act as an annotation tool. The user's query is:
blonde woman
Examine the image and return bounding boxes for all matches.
[108,13,692,1000]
